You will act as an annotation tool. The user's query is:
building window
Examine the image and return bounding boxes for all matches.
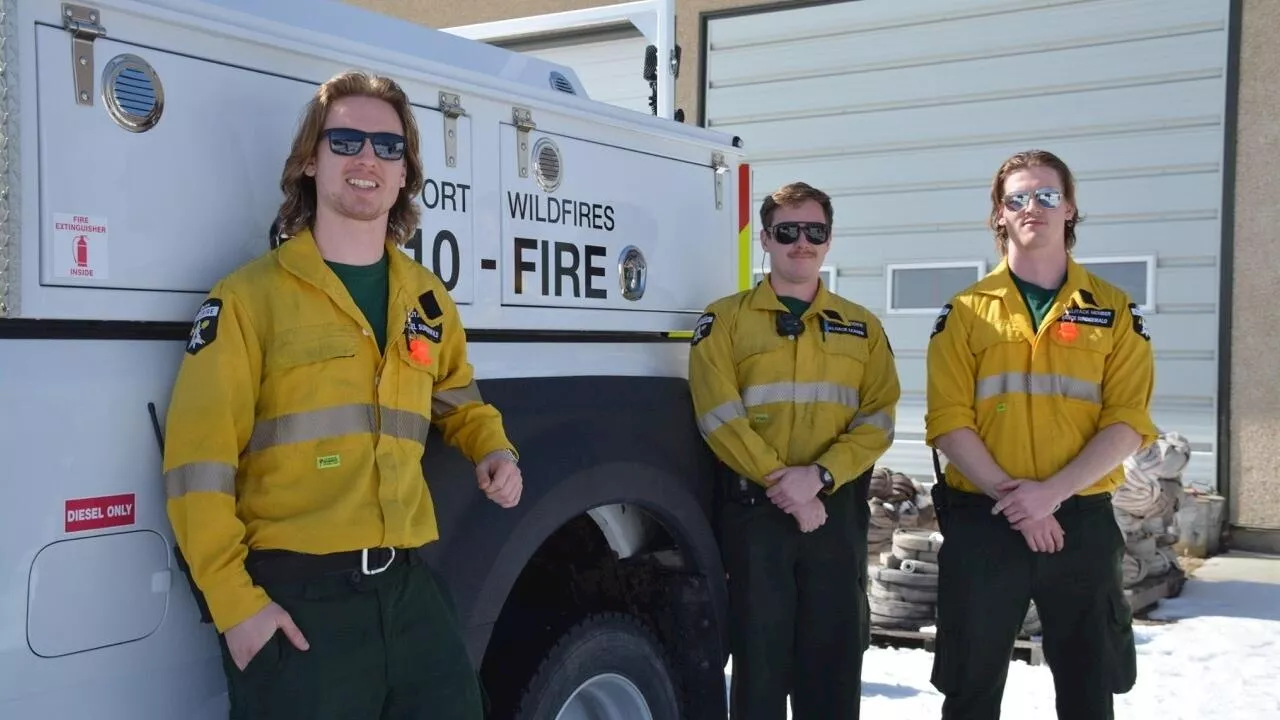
[1074,256,1155,310]
[753,265,838,294]
[885,261,986,314]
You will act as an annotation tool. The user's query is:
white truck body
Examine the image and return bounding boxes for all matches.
[0,1,748,717]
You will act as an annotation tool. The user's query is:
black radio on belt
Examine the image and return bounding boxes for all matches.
[776,312,805,337]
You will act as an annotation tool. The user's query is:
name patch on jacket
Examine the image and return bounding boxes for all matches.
[405,308,442,343]
[1059,307,1115,328]
[691,312,715,347]
[186,298,222,355]
[823,318,867,338]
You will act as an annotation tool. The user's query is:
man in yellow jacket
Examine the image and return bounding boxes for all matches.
[163,70,520,719]
[925,149,1158,720]
[689,182,900,720]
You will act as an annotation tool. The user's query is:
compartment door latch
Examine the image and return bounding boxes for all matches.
[62,3,107,106]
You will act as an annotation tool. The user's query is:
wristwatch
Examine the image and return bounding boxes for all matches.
[815,464,835,493]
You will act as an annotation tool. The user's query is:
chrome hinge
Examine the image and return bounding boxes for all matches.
[513,106,536,179]
[62,3,107,106]
[712,151,729,209]
[438,91,464,168]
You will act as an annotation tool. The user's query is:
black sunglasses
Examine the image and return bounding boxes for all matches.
[769,221,830,245]
[322,128,406,161]
[1003,187,1062,212]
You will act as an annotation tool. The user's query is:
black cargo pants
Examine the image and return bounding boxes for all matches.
[719,470,872,720]
[930,483,1138,720]
[217,549,485,720]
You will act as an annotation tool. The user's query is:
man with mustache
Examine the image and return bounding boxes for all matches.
[688,181,900,720]
[925,149,1157,719]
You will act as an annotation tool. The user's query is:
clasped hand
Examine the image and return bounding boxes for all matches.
[764,465,827,533]
[992,478,1065,553]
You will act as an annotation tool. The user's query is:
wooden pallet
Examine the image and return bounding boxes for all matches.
[1127,567,1187,616]
[869,627,1045,666]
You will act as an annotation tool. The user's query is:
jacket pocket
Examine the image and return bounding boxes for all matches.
[266,324,359,371]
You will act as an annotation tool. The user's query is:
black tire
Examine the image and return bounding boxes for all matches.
[514,612,681,720]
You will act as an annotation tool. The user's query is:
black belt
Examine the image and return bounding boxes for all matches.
[724,475,771,506]
[245,545,418,584]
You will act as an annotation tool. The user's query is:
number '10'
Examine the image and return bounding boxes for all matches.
[406,229,460,291]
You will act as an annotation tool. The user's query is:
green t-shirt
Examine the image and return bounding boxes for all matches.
[327,253,389,352]
[778,296,811,317]
[1010,271,1062,333]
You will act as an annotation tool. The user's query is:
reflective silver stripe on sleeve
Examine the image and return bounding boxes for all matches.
[741,382,860,410]
[849,409,895,441]
[246,404,375,454]
[698,400,746,435]
[432,382,484,417]
[165,462,236,499]
[381,408,432,444]
[975,372,1101,405]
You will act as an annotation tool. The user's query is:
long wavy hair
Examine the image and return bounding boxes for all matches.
[988,149,1083,255]
[275,71,423,246]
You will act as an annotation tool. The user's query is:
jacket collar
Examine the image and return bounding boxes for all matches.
[978,255,1103,341]
[276,226,411,329]
[748,273,839,318]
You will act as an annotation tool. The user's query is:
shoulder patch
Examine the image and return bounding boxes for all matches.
[186,298,222,355]
[1129,303,1151,341]
[930,304,953,339]
[418,290,444,320]
[691,312,715,347]
[884,331,894,357]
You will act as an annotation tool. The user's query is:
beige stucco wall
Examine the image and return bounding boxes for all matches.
[347,0,1280,535]
[1230,0,1280,533]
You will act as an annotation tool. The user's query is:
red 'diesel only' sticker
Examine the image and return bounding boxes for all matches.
[65,493,136,533]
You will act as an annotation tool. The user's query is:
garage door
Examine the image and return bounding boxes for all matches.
[502,28,653,114]
[704,0,1232,491]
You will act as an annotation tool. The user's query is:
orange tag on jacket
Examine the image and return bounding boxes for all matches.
[409,337,432,365]
[1056,322,1078,342]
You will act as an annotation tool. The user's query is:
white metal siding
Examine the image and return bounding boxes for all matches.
[704,0,1231,490]
[508,30,652,114]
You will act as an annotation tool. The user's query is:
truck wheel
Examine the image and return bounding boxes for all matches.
[514,612,680,720]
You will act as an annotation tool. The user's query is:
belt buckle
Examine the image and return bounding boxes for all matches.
[360,547,396,575]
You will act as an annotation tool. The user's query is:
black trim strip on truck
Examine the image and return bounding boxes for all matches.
[0,319,691,344]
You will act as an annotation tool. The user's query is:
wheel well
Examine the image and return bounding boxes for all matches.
[478,503,720,718]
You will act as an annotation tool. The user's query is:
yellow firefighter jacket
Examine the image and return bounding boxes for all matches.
[925,257,1159,497]
[162,228,515,632]
[688,277,900,493]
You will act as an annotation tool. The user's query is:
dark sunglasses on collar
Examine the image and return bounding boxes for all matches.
[1002,187,1062,212]
[769,221,830,245]
[322,128,406,161]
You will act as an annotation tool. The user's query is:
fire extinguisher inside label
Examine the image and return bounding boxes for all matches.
[52,213,109,280]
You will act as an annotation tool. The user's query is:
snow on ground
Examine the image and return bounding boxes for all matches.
[724,554,1280,718]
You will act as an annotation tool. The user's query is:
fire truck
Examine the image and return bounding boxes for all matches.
[0,0,749,717]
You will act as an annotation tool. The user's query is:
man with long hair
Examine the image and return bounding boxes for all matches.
[689,181,900,720]
[925,149,1157,719]
[163,70,521,718]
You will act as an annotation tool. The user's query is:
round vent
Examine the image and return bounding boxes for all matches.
[102,54,164,133]
[531,138,563,193]
[548,71,576,94]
